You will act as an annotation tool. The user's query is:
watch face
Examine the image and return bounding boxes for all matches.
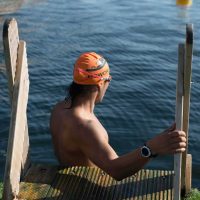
[141,146,151,157]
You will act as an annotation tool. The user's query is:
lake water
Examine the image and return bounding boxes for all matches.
[0,0,200,188]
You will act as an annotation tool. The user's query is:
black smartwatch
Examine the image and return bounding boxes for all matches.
[141,143,158,158]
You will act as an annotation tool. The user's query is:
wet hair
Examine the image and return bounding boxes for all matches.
[66,81,98,107]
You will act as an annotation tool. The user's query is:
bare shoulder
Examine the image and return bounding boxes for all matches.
[51,100,67,113]
[50,100,71,119]
[50,101,108,144]
[72,115,108,144]
[72,116,96,135]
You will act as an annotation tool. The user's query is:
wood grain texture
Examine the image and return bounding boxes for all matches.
[18,164,58,199]
[3,18,31,199]
[185,154,192,194]
[181,24,193,195]
[173,43,184,200]
[3,18,19,99]
[3,41,29,200]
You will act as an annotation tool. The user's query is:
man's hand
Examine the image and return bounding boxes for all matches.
[146,123,187,155]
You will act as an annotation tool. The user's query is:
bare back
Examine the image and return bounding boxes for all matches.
[50,100,109,167]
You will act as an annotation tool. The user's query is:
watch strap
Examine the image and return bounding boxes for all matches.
[144,143,158,158]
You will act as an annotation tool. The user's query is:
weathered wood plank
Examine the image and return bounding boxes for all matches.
[181,24,193,195]
[3,18,19,98]
[83,167,101,199]
[18,164,58,199]
[150,170,156,200]
[160,170,166,200]
[63,167,87,199]
[44,167,69,199]
[174,43,184,200]
[18,166,174,200]
[120,175,129,199]
[155,170,160,200]
[61,167,84,199]
[3,41,29,200]
[146,170,151,200]
[163,171,168,200]
[90,169,105,199]
[21,124,31,178]
[101,170,115,199]
[3,17,31,180]
[185,154,192,194]
[68,167,89,200]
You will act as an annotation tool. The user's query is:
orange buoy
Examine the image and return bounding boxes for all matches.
[176,0,192,6]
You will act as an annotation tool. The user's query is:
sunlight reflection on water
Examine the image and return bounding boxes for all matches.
[0,0,46,15]
[0,0,24,14]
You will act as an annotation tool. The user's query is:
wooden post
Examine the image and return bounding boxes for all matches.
[3,18,30,199]
[181,24,193,196]
[3,18,31,178]
[3,41,29,200]
[174,43,185,200]
[185,154,192,194]
[3,18,19,99]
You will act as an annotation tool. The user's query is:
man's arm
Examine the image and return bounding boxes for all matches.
[74,121,186,181]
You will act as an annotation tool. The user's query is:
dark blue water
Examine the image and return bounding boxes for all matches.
[0,0,200,188]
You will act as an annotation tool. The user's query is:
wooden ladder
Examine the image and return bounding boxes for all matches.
[2,18,193,200]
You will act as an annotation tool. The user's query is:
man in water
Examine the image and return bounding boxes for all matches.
[50,52,186,180]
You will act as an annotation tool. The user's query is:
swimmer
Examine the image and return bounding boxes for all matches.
[50,52,186,180]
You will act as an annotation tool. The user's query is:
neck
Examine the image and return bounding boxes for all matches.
[70,92,98,114]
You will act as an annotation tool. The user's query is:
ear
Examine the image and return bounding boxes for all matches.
[97,82,103,91]
[97,84,101,92]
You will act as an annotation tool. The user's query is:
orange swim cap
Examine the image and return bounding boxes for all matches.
[73,52,110,86]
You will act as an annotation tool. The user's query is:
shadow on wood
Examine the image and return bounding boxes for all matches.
[17,164,174,200]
